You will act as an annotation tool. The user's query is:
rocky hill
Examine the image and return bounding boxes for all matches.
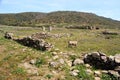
[0,11,120,28]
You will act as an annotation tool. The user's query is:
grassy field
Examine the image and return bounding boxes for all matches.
[0,25,120,80]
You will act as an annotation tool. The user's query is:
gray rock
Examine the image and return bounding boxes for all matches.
[49,61,58,68]
[59,58,65,64]
[73,58,84,65]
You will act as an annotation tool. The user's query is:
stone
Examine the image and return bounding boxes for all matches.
[114,54,120,64]
[66,60,72,67]
[52,52,57,55]
[108,70,120,77]
[101,56,107,62]
[49,61,58,68]
[70,70,79,76]
[91,52,100,58]
[85,69,93,75]
[29,59,36,65]
[4,32,14,39]
[85,64,91,68]
[53,55,59,60]
[94,77,101,80]
[59,58,65,64]
[73,58,84,65]
[101,70,108,74]
[94,70,101,77]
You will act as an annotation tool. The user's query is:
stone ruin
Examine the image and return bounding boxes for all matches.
[31,32,72,39]
[4,32,53,51]
[84,52,120,70]
[15,36,53,51]
[84,52,120,77]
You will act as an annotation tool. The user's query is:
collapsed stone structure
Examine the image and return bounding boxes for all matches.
[84,52,120,69]
[16,36,53,51]
[4,32,53,51]
[84,52,120,78]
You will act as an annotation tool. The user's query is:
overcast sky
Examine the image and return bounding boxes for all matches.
[0,0,120,20]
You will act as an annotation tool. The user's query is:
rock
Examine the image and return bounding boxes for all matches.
[52,52,57,56]
[4,32,14,39]
[108,70,120,77]
[29,59,36,65]
[70,70,79,76]
[91,52,100,59]
[66,60,72,67]
[49,61,58,68]
[114,54,120,64]
[101,70,108,74]
[85,64,91,68]
[94,70,101,77]
[94,77,101,80]
[73,58,84,65]
[59,58,65,64]
[85,69,93,75]
[53,55,59,60]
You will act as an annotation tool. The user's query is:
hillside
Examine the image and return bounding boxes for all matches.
[0,11,120,28]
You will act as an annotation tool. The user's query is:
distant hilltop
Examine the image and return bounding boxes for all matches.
[0,11,120,28]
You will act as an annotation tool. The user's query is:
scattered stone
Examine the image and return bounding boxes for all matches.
[59,58,65,64]
[49,61,58,68]
[53,55,59,60]
[94,70,101,77]
[114,54,120,64]
[108,70,120,77]
[85,69,93,75]
[101,70,108,74]
[70,70,79,76]
[73,58,84,65]
[66,60,72,67]
[52,52,58,56]
[85,64,91,68]
[29,59,36,65]
[94,77,101,80]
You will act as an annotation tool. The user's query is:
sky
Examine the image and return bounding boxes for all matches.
[0,0,120,20]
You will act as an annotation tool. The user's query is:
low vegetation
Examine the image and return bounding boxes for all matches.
[0,25,120,80]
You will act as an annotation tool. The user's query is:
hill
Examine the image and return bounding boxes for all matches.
[0,11,120,28]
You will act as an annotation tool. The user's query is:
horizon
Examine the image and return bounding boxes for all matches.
[0,0,120,21]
